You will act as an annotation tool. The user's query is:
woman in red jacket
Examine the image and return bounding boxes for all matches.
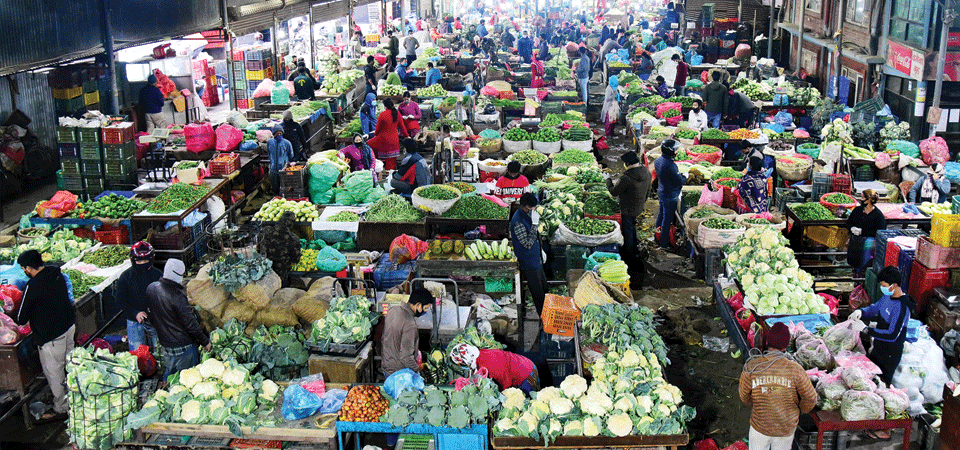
[450,343,540,393]
[398,92,422,138]
[367,98,408,170]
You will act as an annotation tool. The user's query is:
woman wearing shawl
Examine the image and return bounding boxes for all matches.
[601,75,621,137]
[339,134,377,171]
[397,92,422,138]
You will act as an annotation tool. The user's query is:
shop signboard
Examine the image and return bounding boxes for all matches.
[887,39,925,80]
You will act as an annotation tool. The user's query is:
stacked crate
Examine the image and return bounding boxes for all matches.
[82,79,100,111]
[193,60,220,107]
[244,49,273,105]
[57,126,84,194]
[53,86,85,116]
[78,126,104,197]
[231,58,251,109]
[102,122,137,189]
[279,165,307,199]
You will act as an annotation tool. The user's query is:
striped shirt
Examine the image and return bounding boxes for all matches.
[739,353,818,437]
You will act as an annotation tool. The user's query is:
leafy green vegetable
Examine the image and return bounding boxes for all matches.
[791,202,835,221]
[711,167,744,180]
[63,269,106,298]
[308,295,380,346]
[328,211,360,222]
[701,217,740,229]
[442,195,508,220]
[248,325,309,381]
[416,185,460,200]
[510,150,547,165]
[691,209,718,218]
[567,218,615,235]
[688,144,722,154]
[429,118,465,132]
[553,148,594,164]
[145,183,210,214]
[700,129,730,140]
[80,245,128,268]
[583,194,619,216]
[533,128,562,143]
[823,193,855,204]
[365,194,425,222]
[207,252,273,293]
[503,128,532,142]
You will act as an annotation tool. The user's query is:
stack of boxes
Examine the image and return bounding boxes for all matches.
[230,48,274,110]
[53,86,85,116]
[79,126,104,197]
[51,65,114,116]
[193,60,220,108]
[101,122,137,189]
[56,126,83,194]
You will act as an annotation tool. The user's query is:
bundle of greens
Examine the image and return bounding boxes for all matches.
[80,245,128,268]
[553,148,595,164]
[584,194,620,216]
[509,150,548,165]
[66,348,139,450]
[429,118,465,132]
[382,378,502,428]
[207,252,273,293]
[441,195,508,220]
[145,183,210,214]
[365,194,425,222]
[416,185,460,200]
[205,319,254,363]
[328,211,360,222]
[64,269,106,298]
[566,218,615,235]
[792,202,835,221]
[249,325,309,381]
[701,217,740,229]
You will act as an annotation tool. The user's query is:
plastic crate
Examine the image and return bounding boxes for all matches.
[916,235,960,269]
[917,414,940,450]
[704,247,725,285]
[104,157,136,177]
[548,362,575,381]
[865,267,880,301]
[830,173,852,195]
[244,49,267,61]
[58,143,80,159]
[794,423,838,450]
[78,127,101,144]
[151,225,193,251]
[804,225,848,248]
[539,331,575,359]
[104,142,135,160]
[61,159,81,174]
[84,91,99,106]
[209,153,241,176]
[246,69,268,81]
[908,259,950,314]
[898,249,915,293]
[84,176,104,195]
[565,245,589,271]
[95,225,130,245]
[194,235,209,260]
[190,214,211,241]
[101,122,135,144]
[245,60,268,71]
[106,174,138,189]
[931,213,960,248]
[280,165,307,189]
[397,434,433,450]
[155,246,197,268]
[53,86,82,99]
[541,294,581,337]
[82,161,103,174]
[63,174,84,192]
[812,172,832,201]
[854,164,874,181]
[80,144,102,161]
[57,126,78,143]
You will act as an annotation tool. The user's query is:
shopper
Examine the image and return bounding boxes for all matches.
[147,259,211,380]
[449,343,540,393]
[501,29,516,52]
[364,55,378,94]
[849,266,916,385]
[601,75,621,137]
[726,90,757,128]
[403,30,420,64]
[267,125,294,195]
[607,151,651,285]
[368,98,408,170]
[703,71,727,128]
[339,134,376,171]
[517,30,534,63]
[845,189,886,277]
[477,20,488,38]
[688,99,709,131]
[390,139,430,195]
[909,163,951,203]
[511,193,548,317]
[576,47,591,104]
[293,67,316,100]
[654,139,686,249]
[139,74,168,132]
[282,110,309,160]
[737,157,770,214]
[15,250,75,421]
[395,57,416,89]
[398,91,422,138]
[655,75,670,99]
[118,241,162,351]
[359,92,378,136]
[600,23,612,46]
[672,54,689,95]
[387,30,400,69]
[424,62,441,86]
[637,52,654,80]
[739,322,817,450]
[494,161,531,203]
[382,287,433,376]
[537,34,552,61]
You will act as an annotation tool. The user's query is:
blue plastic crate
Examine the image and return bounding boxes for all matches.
[94,190,135,200]
[592,244,620,253]
[337,422,487,450]
[373,255,416,290]
[898,250,915,293]
[539,331,575,359]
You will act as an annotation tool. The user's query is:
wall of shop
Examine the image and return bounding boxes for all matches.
[0,72,57,148]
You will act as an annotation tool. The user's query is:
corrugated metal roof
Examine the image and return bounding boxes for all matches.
[111,0,222,49]
[313,0,351,24]
[0,0,103,77]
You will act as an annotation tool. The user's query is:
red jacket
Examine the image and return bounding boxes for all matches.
[494,174,530,201]
[674,61,689,89]
[367,109,408,160]
[476,349,534,390]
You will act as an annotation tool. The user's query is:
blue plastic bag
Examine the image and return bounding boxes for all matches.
[240,140,259,151]
[690,54,703,66]
[0,265,29,291]
[315,246,348,272]
[319,389,348,414]
[282,384,323,420]
[762,123,785,134]
[774,111,794,127]
[945,162,960,184]
[384,368,425,399]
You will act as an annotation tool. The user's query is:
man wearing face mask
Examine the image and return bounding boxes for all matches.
[267,125,294,195]
[117,241,162,351]
[849,266,916,385]
[147,259,211,379]
[687,99,709,131]
[381,287,433,377]
[909,163,951,203]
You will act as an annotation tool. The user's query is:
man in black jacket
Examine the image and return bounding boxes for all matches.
[147,259,210,379]
[118,241,162,351]
[606,151,652,287]
[15,250,75,420]
[282,110,309,160]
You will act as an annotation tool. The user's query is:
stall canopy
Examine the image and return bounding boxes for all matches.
[312,0,352,24]
[109,0,222,50]
[0,0,104,77]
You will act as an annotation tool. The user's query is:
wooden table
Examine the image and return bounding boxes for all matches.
[491,433,688,449]
[810,410,912,450]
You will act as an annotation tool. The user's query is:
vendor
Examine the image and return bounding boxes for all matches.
[606,151,651,286]
[398,92,422,138]
[501,29,516,52]
[637,52,654,80]
[282,110,309,161]
[655,75,670,98]
[339,134,376,171]
[601,75,621,137]
[293,67,317,100]
[360,92,377,136]
[368,98,408,170]
[495,161,531,202]
[688,99,709,131]
[537,34,552,61]
[364,55,378,94]
[390,139,430,195]
[845,189,886,277]
[672,54,689,96]
[849,266,916,385]
[511,193,548,317]
[267,125,294,195]
[425,62,441,86]
[726,89,757,128]
[909,163,951,203]
[449,343,540,393]
[736,157,769,214]
[139,74,168,132]
[395,57,416,89]
[655,139,686,249]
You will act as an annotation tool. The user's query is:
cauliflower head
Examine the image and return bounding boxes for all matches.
[582,416,602,437]
[179,399,205,423]
[608,412,634,437]
[536,386,562,403]
[197,358,225,379]
[178,367,202,389]
[580,389,613,416]
[260,379,280,403]
[549,397,575,415]
[191,381,220,399]
[560,374,588,398]
[501,387,527,410]
[222,367,248,386]
[563,420,583,436]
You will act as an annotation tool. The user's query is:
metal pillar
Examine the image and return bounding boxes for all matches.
[309,6,316,68]
[221,0,236,111]
[930,0,960,137]
[99,0,119,115]
[796,0,805,74]
[768,0,774,59]
[273,14,281,76]
[834,0,846,104]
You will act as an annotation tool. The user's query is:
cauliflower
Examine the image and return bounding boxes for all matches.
[179,399,205,423]
[501,388,527,410]
[560,374,588,398]
[536,386,562,403]
[592,360,608,382]
[548,419,562,435]
[143,399,160,409]
[260,379,280,403]
[580,389,613,416]
[608,412,634,437]
[614,394,636,412]
[495,418,515,433]
[636,395,654,414]
[197,358,225,379]
[517,411,539,434]
[152,389,170,402]
[530,399,550,419]
[191,381,220,399]
[549,397,575,415]
[222,367,248,386]
[656,403,672,418]
[563,420,583,436]
[208,399,225,410]
[178,367,202,389]
[582,416,602,437]
[222,387,240,399]
[169,385,187,395]
[621,349,641,367]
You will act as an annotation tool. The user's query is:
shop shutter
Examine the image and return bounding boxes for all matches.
[312,0,351,24]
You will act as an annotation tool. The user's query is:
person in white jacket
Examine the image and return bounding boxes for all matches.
[688,99,709,131]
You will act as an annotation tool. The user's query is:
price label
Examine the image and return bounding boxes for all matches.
[928,106,942,124]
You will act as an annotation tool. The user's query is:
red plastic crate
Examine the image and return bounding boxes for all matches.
[884,241,901,268]
[94,225,130,245]
[915,235,960,269]
[72,227,95,240]
[830,174,852,195]
[101,122,135,144]
[209,153,241,176]
[908,260,950,314]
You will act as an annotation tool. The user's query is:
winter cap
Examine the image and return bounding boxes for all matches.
[766,322,790,350]
[271,125,283,135]
[519,192,539,207]
[507,160,522,173]
[621,151,640,166]
[147,74,158,84]
[661,139,679,158]
[163,259,186,284]
[408,287,434,307]
[449,343,480,369]
[283,110,293,121]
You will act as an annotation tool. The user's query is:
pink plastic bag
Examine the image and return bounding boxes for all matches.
[920,136,950,165]
[698,184,723,206]
[655,102,682,118]
[0,327,16,344]
[215,124,243,152]
[252,79,276,98]
[184,123,216,153]
[256,129,274,142]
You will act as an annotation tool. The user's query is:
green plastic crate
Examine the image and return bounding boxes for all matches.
[63,174,84,192]
[865,267,880,301]
[104,142,135,160]
[61,159,81,174]
[57,126,77,143]
[78,127,101,145]
[82,161,103,174]
[80,144,102,161]
[104,157,136,176]
[397,434,433,450]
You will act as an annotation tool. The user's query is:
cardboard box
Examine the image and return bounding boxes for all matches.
[175,161,206,184]
[307,341,372,382]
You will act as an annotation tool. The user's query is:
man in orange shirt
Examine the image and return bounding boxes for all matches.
[494,161,530,203]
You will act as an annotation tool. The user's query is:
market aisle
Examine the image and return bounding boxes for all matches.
[2,181,58,229]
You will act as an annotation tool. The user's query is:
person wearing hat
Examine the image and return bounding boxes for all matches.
[293,67,317,101]
[607,151,651,284]
[381,287,434,377]
[909,163,951,203]
[737,157,770,214]
[601,75,622,137]
[654,140,686,249]
[339,134,377,171]
[655,75,670,98]
[359,92,378,136]
[725,89,757,128]
[845,189,886,277]
[449,343,540,393]
[495,161,531,203]
[739,322,817,450]
[517,30,534,64]
[147,259,211,379]
[390,138,430,195]
[267,125,294,195]
[282,110,309,161]
[15,250,75,421]
[511,193,548,317]
[849,266,917,385]
[117,241,163,350]
[425,61,441,86]
[139,74,168,132]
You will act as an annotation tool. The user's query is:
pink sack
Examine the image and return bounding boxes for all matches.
[735,44,752,60]
[0,312,15,330]
[480,85,500,96]
[256,129,274,142]
[0,327,16,344]
[655,102,682,118]
[184,123,216,154]
[215,124,243,152]
[252,79,276,98]
[920,136,950,165]
[698,184,723,206]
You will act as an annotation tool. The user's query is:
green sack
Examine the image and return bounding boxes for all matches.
[311,188,335,204]
[315,246,348,272]
[309,163,341,191]
[334,188,356,205]
[343,171,376,201]
[584,251,621,271]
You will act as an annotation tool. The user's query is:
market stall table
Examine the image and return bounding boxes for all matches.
[491,433,689,449]
[809,410,911,450]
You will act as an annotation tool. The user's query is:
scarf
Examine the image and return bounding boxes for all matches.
[921,176,938,202]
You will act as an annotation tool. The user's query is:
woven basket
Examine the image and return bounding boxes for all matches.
[412,185,462,214]
[683,205,736,241]
[503,139,532,153]
[697,222,746,249]
[533,140,562,154]
[478,138,503,155]
[776,155,814,181]
[819,192,858,214]
[562,139,592,151]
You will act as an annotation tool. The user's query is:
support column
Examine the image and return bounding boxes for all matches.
[222,0,236,111]
[796,0,805,74]
[99,0,119,115]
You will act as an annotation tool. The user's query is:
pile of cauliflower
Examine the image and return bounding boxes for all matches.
[535,192,584,238]
[124,358,282,433]
[725,227,829,315]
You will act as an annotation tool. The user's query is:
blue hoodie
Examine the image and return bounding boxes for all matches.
[860,293,916,343]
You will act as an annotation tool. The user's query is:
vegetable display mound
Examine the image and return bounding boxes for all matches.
[509,150,548,165]
[584,194,620,216]
[688,144,722,154]
[661,109,681,119]
[80,245,129,268]
[715,179,738,189]
[442,195,508,220]
[416,84,446,97]
[0,229,93,263]
[365,194,424,222]
[666,96,697,108]
[338,119,362,137]
[711,167,744,180]
[78,193,145,219]
[328,211,360,222]
[145,183,210,214]
[823,193,856,205]
[743,218,770,224]
[382,378,502,428]
[563,125,592,141]
[340,385,390,422]
[445,182,476,194]
[792,202,835,221]
[309,295,379,346]
[674,129,698,140]
[553,148,594,164]
[503,128,532,142]
[66,348,139,450]
[567,218,615,235]
[533,128,562,143]
[253,198,319,222]
[478,129,501,139]
[321,70,363,95]
[63,269,106,298]
[208,252,273,293]
[701,217,739,229]
[691,209,718,219]
[429,118,465,132]
[700,129,730,140]
[729,129,760,140]
[574,167,604,184]
[416,185,460,200]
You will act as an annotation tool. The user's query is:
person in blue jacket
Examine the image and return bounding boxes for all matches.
[849,266,916,385]
[267,125,294,195]
[477,21,488,38]
[517,30,534,64]
[424,62,441,86]
[511,193,547,317]
[359,92,378,136]
[654,139,686,249]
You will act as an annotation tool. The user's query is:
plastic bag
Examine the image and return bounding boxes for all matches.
[225,110,249,129]
[920,136,950,165]
[655,102,682,118]
[319,389,348,414]
[584,252,621,271]
[184,123,216,153]
[0,312,16,330]
[315,246,348,272]
[256,129,274,142]
[840,390,884,421]
[734,44,752,60]
[35,190,79,219]
[253,79,276,98]
[822,320,865,354]
[282,384,323,420]
[0,265,29,290]
[0,284,22,314]
[240,140,259,151]
[875,152,892,170]
[384,368,425,399]
[796,338,833,370]
[840,366,877,392]
[215,124,244,152]
[698,184,723,206]
[292,373,327,395]
[816,373,846,401]
[876,387,909,417]
[130,344,157,377]
[848,285,871,311]
[552,220,623,247]
[389,235,430,264]
[0,326,16,344]
[271,82,290,105]
[693,439,719,450]
[309,163,341,192]
[774,111,794,127]
[690,54,704,66]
